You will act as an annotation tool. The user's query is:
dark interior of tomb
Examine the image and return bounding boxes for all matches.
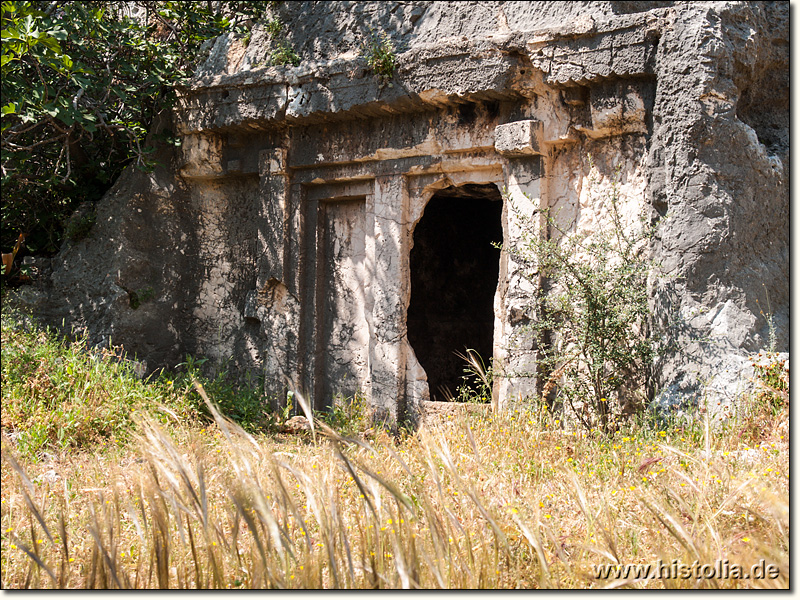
[407,184,503,402]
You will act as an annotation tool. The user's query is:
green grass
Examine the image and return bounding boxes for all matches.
[0,310,281,458]
[0,309,789,588]
[1,311,188,456]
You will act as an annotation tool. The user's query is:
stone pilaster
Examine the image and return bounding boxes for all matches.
[368,174,409,428]
[495,121,546,411]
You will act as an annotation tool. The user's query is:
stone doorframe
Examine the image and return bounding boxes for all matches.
[276,129,547,426]
[189,118,553,426]
[402,162,506,422]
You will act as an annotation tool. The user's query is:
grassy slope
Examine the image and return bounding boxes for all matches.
[0,312,789,588]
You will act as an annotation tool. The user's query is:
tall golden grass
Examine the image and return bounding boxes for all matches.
[1,386,788,589]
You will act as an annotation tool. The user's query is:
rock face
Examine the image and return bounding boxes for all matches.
[20,1,788,427]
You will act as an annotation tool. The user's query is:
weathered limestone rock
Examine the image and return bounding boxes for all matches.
[281,415,312,435]
[17,2,788,427]
[494,120,545,156]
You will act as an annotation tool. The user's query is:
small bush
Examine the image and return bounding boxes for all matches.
[264,16,283,37]
[127,286,156,310]
[263,15,300,67]
[323,391,368,435]
[170,355,277,433]
[454,349,493,403]
[271,41,300,67]
[363,29,396,83]
[506,157,654,432]
[64,208,96,243]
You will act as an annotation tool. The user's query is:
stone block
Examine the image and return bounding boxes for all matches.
[494,120,544,156]
[579,80,648,138]
[259,148,287,176]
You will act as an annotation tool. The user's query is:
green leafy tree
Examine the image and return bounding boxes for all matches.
[1,1,266,254]
[508,159,655,432]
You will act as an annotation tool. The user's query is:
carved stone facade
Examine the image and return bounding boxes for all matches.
[20,2,788,426]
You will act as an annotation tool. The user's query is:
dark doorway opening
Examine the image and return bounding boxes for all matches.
[407,184,503,401]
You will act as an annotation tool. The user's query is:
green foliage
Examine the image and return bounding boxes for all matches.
[508,157,655,432]
[63,205,96,242]
[128,286,155,309]
[363,28,396,83]
[323,391,368,435]
[264,16,283,38]
[270,40,300,67]
[171,355,277,433]
[1,1,266,254]
[0,308,198,457]
[281,390,295,421]
[241,28,252,48]
[263,14,299,67]
[0,309,284,458]
[454,349,493,403]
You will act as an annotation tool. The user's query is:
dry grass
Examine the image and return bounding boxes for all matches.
[1,389,788,589]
